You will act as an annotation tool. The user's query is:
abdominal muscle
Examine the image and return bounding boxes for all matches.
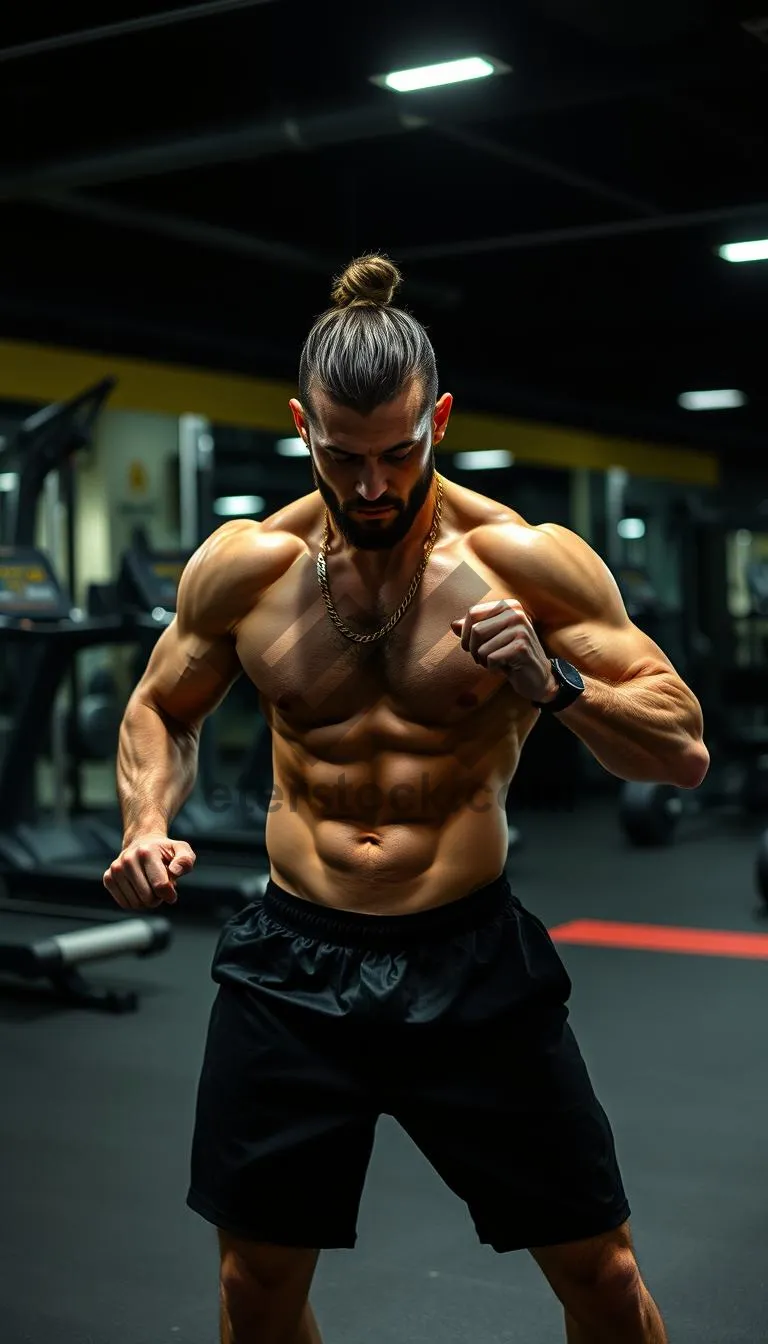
[265,732,525,914]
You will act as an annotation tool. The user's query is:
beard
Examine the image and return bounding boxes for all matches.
[313,452,436,551]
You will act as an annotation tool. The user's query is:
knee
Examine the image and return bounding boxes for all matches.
[219,1253,280,1344]
[571,1246,643,1318]
[220,1249,266,1325]
[219,1242,312,1344]
[220,1245,265,1299]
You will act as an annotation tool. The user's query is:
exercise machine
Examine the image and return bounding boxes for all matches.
[0,545,266,915]
[0,383,174,1008]
[0,388,265,918]
[0,896,171,1013]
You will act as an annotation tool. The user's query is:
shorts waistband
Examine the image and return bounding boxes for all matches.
[261,873,511,951]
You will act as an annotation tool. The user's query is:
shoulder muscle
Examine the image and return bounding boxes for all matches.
[177,519,304,638]
[471,520,627,627]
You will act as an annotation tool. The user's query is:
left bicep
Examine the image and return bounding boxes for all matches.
[521,523,674,684]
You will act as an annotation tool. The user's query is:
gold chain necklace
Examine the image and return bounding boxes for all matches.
[316,475,444,644]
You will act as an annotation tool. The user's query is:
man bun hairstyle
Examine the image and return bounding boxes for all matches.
[330,254,402,309]
[299,253,438,417]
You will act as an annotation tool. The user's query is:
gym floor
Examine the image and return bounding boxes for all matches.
[2,799,766,1344]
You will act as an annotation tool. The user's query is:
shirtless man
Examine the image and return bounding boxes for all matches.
[105,254,709,1344]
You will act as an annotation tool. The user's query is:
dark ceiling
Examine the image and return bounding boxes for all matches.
[1,0,766,463]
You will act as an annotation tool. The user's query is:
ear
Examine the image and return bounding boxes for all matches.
[432,393,453,447]
[288,398,309,443]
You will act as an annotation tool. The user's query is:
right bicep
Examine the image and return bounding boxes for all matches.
[131,619,242,731]
[129,521,256,728]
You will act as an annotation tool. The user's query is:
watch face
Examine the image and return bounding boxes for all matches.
[554,658,584,692]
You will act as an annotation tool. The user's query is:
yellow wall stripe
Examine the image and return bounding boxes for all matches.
[0,337,717,486]
[0,338,292,429]
[447,412,718,486]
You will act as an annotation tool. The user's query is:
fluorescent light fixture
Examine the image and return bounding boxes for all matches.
[677,389,746,411]
[276,437,310,456]
[453,450,514,471]
[0,472,17,491]
[372,55,506,94]
[213,494,265,517]
[617,518,646,541]
[718,239,768,263]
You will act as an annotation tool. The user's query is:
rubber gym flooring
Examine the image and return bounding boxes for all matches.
[1,798,767,1344]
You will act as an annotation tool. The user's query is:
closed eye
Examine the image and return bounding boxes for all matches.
[325,444,416,463]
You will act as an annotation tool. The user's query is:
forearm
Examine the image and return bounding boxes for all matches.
[117,698,200,844]
[555,671,708,788]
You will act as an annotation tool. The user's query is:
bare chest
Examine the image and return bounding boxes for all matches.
[235,548,516,732]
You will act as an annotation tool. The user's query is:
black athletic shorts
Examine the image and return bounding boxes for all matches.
[186,873,630,1252]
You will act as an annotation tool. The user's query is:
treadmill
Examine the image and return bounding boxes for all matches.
[0,506,172,1007]
[0,388,265,920]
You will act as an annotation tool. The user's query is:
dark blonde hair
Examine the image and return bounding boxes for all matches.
[298,254,438,417]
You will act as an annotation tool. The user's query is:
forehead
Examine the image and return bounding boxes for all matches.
[310,381,429,452]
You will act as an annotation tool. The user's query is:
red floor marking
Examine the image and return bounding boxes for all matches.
[550,920,768,960]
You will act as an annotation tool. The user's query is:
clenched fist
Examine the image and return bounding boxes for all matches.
[451,599,557,704]
[103,834,196,911]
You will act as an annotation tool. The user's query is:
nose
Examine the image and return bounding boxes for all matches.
[355,464,389,503]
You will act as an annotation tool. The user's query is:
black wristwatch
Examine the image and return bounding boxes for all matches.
[533,657,585,713]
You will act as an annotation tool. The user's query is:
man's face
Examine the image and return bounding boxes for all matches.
[290,381,452,551]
